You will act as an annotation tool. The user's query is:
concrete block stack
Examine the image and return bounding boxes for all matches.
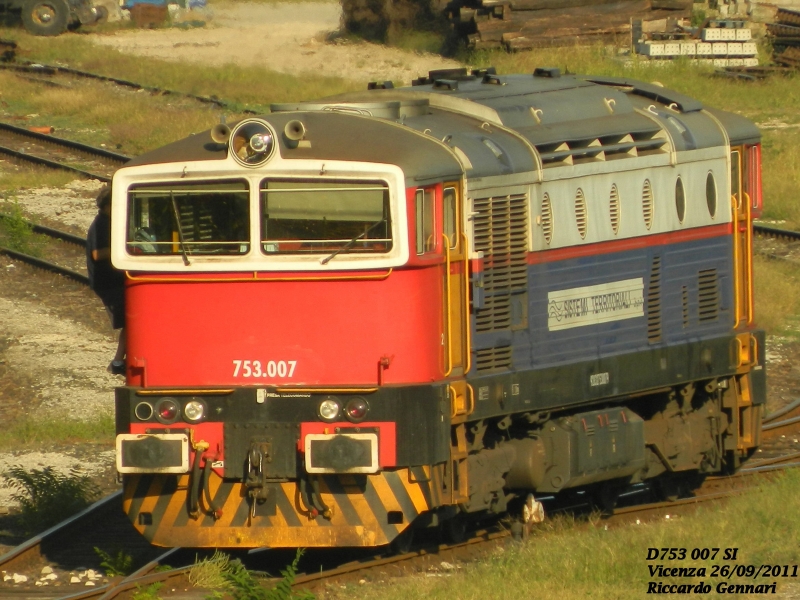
[635,19,759,66]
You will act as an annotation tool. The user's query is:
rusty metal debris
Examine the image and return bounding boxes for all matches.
[769,8,800,70]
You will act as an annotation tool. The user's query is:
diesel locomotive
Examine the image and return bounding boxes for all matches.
[113,68,764,548]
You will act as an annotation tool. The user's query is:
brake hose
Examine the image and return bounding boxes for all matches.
[188,449,203,518]
[202,457,223,519]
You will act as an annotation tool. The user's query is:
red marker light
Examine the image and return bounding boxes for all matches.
[345,398,369,422]
[155,398,180,424]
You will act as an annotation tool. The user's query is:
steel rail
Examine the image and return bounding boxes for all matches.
[0,492,123,572]
[0,144,112,182]
[763,398,800,424]
[0,61,261,115]
[0,122,130,164]
[753,223,800,241]
[745,451,800,467]
[59,549,188,600]
[0,246,89,285]
[762,415,800,441]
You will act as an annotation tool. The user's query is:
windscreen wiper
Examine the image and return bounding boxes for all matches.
[320,219,386,265]
[170,192,191,266]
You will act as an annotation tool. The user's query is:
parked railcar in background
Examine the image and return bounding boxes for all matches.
[113,68,764,549]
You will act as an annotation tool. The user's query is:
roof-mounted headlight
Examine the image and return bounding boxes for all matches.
[230,119,276,167]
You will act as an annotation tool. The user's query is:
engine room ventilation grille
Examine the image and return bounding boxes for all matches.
[698,269,720,322]
[541,193,553,245]
[609,184,621,235]
[647,255,662,343]
[535,129,669,168]
[575,188,587,239]
[473,193,529,334]
[642,179,654,231]
[475,346,512,373]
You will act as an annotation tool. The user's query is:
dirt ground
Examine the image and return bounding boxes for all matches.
[90,1,461,85]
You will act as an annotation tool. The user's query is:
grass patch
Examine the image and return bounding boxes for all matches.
[760,129,800,229]
[0,37,358,153]
[2,466,100,533]
[346,471,800,600]
[754,255,800,335]
[0,167,77,193]
[0,413,114,448]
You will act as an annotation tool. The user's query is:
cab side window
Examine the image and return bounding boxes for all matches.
[443,187,457,249]
[416,188,436,254]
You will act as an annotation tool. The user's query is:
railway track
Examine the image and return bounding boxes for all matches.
[0,60,261,116]
[0,213,88,284]
[2,460,798,599]
[0,122,130,182]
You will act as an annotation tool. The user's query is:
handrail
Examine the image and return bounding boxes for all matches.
[743,191,754,325]
[466,383,475,416]
[275,386,379,394]
[731,194,741,327]
[443,233,453,377]
[126,269,393,283]
[461,231,471,376]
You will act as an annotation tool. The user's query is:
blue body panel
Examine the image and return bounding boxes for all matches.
[472,233,734,373]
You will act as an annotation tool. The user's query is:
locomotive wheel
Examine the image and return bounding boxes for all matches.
[390,527,414,555]
[591,484,621,513]
[21,0,69,36]
[655,476,686,502]
[442,515,467,544]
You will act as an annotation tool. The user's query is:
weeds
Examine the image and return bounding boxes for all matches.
[95,546,135,577]
[189,550,230,590]
[197,549,313,600]
[2,466,100,533]
[132,582,163,600]
[0,201,44,257]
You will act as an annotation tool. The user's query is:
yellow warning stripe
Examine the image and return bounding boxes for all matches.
[134,477,164,533]
[401,469,431,514]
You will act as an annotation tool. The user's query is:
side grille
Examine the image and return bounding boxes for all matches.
[647,255,662,343]
[473,194,529,334]
[698,269,719,322]
[541,193,553,244]
[642,179,654,231]
[609,184,620,235]
[575,189,587,239]
[475,346,512,373]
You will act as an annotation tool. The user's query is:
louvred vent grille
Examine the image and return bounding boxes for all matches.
[698,269,720,322]
[475,346,512,373]
[473,194,529,334]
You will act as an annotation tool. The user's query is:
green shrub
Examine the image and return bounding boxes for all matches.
[95,546,135,577]
[201,549,313,600]
[2,465,100,533]
[0,201,44,257]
